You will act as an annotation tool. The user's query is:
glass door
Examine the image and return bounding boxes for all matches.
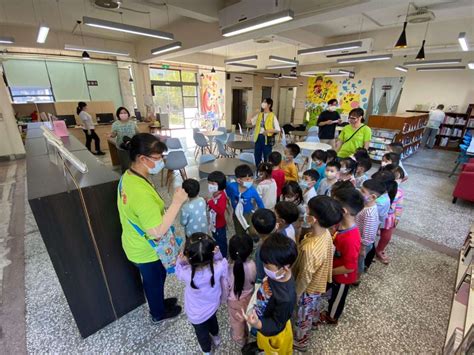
[153,84,185,128]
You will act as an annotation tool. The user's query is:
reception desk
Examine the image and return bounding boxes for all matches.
[25,124,145,338]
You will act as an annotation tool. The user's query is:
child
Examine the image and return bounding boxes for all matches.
[226,164,264,236]
[292,196,343,352]
[282,181,305,218]
[380,152,400,168]
[322,187,364,324]
[275,201,299,242]
[256,162,277,209]
[339,157,357,186]
[227,234,256,348]
[181,179,209,237]
[207,171,228,257]
[176,233,228,354]
[326,149,337,163]
[354,157,372,189]
[252,209,277,283]
[311,149,327,190]
[269,151,286,199]
[355,179,385,281]
[353,147,370,161]
[281,143,301,182]
[317,160,341,196]
[387,142,408,179]
[239,233,298,355]
[301,169,319,204]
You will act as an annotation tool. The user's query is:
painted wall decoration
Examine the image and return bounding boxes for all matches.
[200,73,223,118]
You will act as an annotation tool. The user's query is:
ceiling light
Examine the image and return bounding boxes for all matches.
[298,41,363,56]
[299,71,330,76]
[65,44,129,56]
[82,51,91,60]
[325,73,349,77]
[266,64,294,69]
[151,42,182,55]
[280,75,297,79]
[224,55,258,64]
[0,36,15,44]
[37,25,49,43]
[263,76,279,80]
[415,40,426,60]
[83,16,174,40]
[458,32,468,51]
[416,66,465,71]
[211,67,216,73]
[468,62,474,70]
[129,76,133,82]
[222,9,294,37]
[394,65,408,72]
[338,69,354,75]
[337,54,392,64]
[269,55,298,65]
[226,63,257,68]
[403,59,462,66]
[395,22,408,48]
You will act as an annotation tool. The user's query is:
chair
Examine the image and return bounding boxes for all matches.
[216,139,230,158]
[305,135,320,143]
[449,131,473,177]
[308,125,319,134]
[280,128,288,147]
[199,154,216,179]
[215,127,228,146]
[239,152,256,166]
[452,160,474,203]
[163,151,188,191]
[193,132,211,159]
[165,137,183,150]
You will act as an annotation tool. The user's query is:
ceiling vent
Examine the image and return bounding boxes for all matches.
[254,37,273,44]
[94,0,122,9]
[407,8,435,24]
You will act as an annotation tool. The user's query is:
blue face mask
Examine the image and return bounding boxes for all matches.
[242,181,253,189]
[300,181,309,190]
[146,157,165,175]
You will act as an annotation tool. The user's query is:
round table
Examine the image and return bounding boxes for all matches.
[226,140,255,152]
[199,158,255,176]
[296,142,332,151]
[202,131,224,152]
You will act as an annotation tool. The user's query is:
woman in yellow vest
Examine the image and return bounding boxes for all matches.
[247,98,281,165]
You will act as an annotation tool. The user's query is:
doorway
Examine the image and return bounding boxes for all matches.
[232,88,249,129]
[261,86,272,101]
[278,87,297,125]
[152,84,185,128]
[367,77,405,116]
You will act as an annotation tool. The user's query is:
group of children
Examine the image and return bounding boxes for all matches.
[176,142,406,354]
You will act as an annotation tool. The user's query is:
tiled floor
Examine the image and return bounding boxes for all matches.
[1,132,472,354]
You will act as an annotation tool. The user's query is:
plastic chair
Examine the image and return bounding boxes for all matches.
[216,139,230,158]
[239,152,256,166]
[199,154,216,179]
[308,126,319,134]
[163,151,188,190]
[193,132,211,159]
[305,135,320,143]
[165,137,182,150]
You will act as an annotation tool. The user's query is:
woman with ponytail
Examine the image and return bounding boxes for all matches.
[176,233,228,354]
[227,234,256,348]
[76,102,105,155]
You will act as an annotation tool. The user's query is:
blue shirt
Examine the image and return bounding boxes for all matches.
[180,197,209,237]
[376,193,391,227]
[311,162,326,190]
[226,182,264,214]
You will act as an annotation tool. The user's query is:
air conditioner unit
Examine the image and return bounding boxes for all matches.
[219,0,286,29]
[325,38,373,58]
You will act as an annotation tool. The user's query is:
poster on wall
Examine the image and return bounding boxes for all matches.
[200,73,223,119]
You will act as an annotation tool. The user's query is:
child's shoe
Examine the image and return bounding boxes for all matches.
[211,334,221,348]
[320,311,338,325]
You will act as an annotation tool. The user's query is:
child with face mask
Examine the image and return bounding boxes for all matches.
[256,162,277,209]
[180,179,209,238]
[380,152,400,169]
[301,169,320,205]
[281,181,305,218]
[207,171,228,257]
[317,161,341,196]
[238,232,298,355]
[310,150,328,190]
[281,143,301,182]
[339,157,357,186]
[226,164,264,236]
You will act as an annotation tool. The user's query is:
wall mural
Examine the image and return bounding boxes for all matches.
[200,73,223,118]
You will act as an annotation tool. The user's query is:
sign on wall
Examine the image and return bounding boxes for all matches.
[87,80,98,86]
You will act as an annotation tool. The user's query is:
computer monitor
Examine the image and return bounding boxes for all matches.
[134,110,142,121]
[96,113,114,124]
[56,115,77,127]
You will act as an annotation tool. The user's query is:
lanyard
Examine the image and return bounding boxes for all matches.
[128,168,163,201]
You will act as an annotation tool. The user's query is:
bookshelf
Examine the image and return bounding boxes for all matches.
[368,113,428,161]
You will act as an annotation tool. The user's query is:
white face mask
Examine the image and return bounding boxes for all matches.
[264,266,285,281]
[326,171,337,179]
[328,105,337,112]
[208,184,219,194]
[261,102,268,110]
[119,113,129,120]
[381,161,389,167]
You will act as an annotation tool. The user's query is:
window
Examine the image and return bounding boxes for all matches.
[150,68,180,82]
[181,71,197,83]
[10,87,55,103]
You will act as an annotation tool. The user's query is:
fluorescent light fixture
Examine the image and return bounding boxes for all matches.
[226,63,257,68]
[298,41,363,56]
[83,16,174,40]
[266,64,294,69]
[416,66,465,72]
[280,75,297,79]
[325,73,349,77]
[403,59,462,66]
[338,69,354,75]
[0,36,15,44]
[37,25,49,44]
[222,9,294,37]
[224,55,258,64]
[269,55,298,65]
[263,76,279,80]
[151,42,182,55]
[394,65,408,72]
[65,44,129,56]
[458,32,468,51]
[337,54,392,64]
[468,62,474,70]
[299,71,330,76]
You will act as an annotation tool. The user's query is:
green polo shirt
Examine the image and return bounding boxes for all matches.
[337,124,372,158]
[117,171,164,263]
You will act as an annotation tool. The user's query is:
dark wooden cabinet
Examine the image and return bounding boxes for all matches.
[26,127,145,338]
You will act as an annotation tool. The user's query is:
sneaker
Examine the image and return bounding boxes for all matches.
[211,335,221,348]
[151,305,182,324]
[164,297,178,309]
[319,312,338,325]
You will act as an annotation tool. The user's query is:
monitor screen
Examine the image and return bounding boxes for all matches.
[96,113,114,124]
[56,115,77,127]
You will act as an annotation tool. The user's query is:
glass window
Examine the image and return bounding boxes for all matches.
[150,68,180,82]
[181,71,197,83]
[10,87,54,103]
[183,97,197,108]
[182,85,197,97]
[184,107,198,119]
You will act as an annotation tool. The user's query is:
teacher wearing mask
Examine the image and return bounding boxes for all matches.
[117,133,188,323]
[336,108,372,158]
[317,98,342,148]
[246,98,280,165]
[76,102,105,155]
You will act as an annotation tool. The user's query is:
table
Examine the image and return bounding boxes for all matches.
[227,140,255,153]
[202,130,224,152]
[290,131,308,142]
[296,142,332,151]
[199,158,255,176]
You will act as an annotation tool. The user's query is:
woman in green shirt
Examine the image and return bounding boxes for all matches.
[336,108,372,158]
[110,107,139,146]
[117,133,188,323]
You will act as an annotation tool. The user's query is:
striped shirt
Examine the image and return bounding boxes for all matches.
[355,205,379,246]
[292,229,333,295]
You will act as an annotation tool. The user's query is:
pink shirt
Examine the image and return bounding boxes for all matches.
[227,260,257,301]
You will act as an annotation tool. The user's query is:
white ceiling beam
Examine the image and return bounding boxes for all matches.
[142,0,220,23]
